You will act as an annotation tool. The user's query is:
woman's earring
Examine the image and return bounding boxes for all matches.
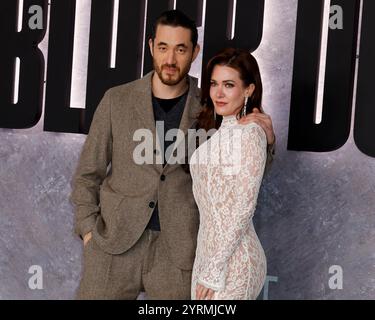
[214,109,217,121]
[242,96,249,117]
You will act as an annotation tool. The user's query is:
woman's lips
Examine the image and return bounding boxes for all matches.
[215,101,228,107]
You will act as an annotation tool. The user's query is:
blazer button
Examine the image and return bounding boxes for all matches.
[149,201,155,208]
[160,175,166,181]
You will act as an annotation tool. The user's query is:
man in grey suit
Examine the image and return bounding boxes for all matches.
[70,10,276,300]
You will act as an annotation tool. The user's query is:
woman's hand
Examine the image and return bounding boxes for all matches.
[238,108,275,145]
[196,283,215,300]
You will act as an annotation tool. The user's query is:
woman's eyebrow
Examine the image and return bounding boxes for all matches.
[210,79,236,83]
[222,80,236,83]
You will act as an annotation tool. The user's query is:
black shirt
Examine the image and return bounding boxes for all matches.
[146,91,188,231]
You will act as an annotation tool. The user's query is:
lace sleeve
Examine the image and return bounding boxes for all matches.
[198,124,267,291]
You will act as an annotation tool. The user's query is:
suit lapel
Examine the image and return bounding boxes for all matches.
[133,72,164,174]
[133,72,156,131]
[133,72,202,174]
[163,76,202,173]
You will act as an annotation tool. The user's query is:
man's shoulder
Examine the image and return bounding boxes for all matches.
[188,75,200,92]
[105,73,152,98]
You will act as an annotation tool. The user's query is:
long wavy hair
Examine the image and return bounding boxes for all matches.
[181,48,264,174]
[197,47,264,131]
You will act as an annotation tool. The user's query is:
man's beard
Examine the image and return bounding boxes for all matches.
[154,62,191,86]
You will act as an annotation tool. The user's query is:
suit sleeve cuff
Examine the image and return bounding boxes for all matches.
[75,214,98,240]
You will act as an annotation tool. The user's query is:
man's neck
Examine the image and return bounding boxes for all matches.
[152,73,189,99]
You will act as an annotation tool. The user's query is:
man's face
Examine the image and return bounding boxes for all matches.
[149,25,199,86]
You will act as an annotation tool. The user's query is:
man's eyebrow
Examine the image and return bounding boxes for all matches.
[156,42,189,48]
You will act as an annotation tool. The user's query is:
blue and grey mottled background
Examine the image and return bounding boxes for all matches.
[0,0,374,300]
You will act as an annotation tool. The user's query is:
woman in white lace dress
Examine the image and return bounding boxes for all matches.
[190,48,268,300]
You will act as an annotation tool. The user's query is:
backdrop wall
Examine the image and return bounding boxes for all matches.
[0,0,374,299]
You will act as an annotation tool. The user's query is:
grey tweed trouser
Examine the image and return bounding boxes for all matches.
[76,229,192,300]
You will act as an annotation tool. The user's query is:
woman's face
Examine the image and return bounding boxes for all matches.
[209,65,254,117]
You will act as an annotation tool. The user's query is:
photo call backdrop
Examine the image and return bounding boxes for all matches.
[0,0,374,299]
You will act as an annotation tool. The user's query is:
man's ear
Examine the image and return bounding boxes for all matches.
[192,44,201,62]
[148,38,154,57]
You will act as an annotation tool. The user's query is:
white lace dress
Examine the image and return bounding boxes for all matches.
[190,115,267,300]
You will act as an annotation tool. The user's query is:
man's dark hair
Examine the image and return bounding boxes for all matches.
[151,10,198,49]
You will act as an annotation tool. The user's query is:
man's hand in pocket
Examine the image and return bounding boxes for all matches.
[83,232,92,247]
